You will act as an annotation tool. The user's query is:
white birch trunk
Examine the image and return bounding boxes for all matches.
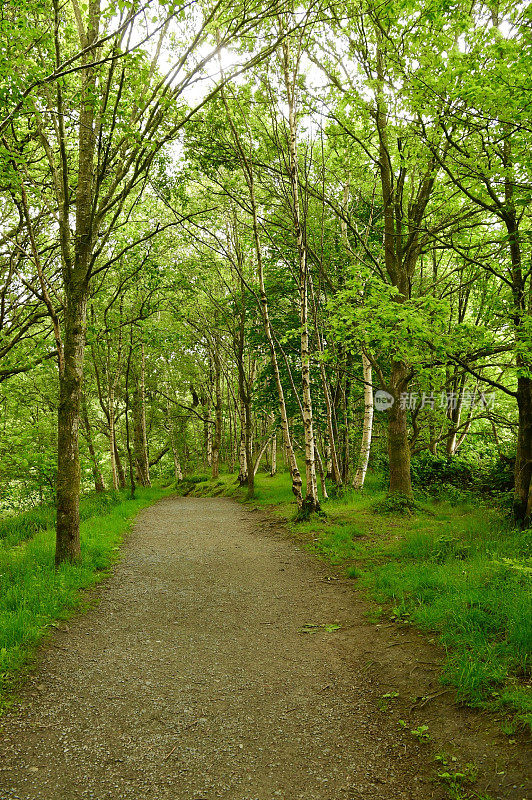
[206,403,212,468]
[238,406,248,483]
[325,443,332,477]
[253,436,272,477]
[270,431,277,476]
[353,353,374,489]
[281,37,319,512]
[310,272,342,486]
[314,444,329,500]
[171,440,183,482]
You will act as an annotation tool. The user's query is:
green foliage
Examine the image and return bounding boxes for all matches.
[411,453,474,492]
[478,456,515,495]
[331,272,451,367]
[175,474,211,493]
[369,535,532,724]
[308,523,365,564]
[0,0,530,750]
[411,451,517,499]
[373,493,417,515]
[410,724,431,742]
[0,505,54,548]
[0,491,123,549]
[435,754,478,800]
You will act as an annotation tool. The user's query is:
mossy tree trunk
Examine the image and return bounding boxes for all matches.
[56,0,100,564]
[131,344,151,487]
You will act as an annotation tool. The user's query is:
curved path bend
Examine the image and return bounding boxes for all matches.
[0,497,529,800]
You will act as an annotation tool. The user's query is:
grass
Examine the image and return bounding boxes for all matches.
[184,469,532,731]
[0,486,170,714]
[0,490,137,548]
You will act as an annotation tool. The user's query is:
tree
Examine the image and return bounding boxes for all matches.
[3,0,296,562]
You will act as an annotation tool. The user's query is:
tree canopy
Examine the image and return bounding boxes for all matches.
[0,0,531,559]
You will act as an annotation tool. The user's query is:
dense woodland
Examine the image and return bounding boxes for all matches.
[0,0,530,564]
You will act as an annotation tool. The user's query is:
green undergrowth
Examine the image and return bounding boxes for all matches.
[0,490,131,549]
[184,470,532,731]
[0,486,170,714]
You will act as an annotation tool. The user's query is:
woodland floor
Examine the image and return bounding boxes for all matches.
[0,496,529,800]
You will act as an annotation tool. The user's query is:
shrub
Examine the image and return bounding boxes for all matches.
[411,452,475,492]
[477,454,515,494]
[374,493,416,515]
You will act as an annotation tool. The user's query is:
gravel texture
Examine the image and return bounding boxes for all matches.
[0,496,529,800]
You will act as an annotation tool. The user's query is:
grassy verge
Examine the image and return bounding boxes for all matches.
[183,471,532,732]
[0,490,137,548]
[0,486,170,714]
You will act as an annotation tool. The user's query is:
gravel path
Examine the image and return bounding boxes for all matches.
[0,496,529,800]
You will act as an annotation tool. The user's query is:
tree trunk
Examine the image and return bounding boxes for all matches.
[243,398,254,495]
[503,198,532,524]
[227,389,235,473]
[218,51,302,507]
[237,405,248,484]
[256,274,302,504]
[56,288,88,565]
[252,436,272,477]
[374,39,428,502]
[108,388,119,491]
[325,443,332,478]
[132,391,151,485]
[211,346,222,479]
[340,374,351,483]
[171,440,183,482]
[281,37,319,514]
[247,165,303,505]
[114,439,126,490]
[131,345,151,487]
[234,270,254,497]
[353,353,373,489]
[55,0,101,564]
[81,398,105,492]
[516,377,532,523]
[232,400,239,472]
[203,393,212,469]
[310,274,342,486]
[124,338,136,499]
[445,372,467,455]
[270,431,277,476]
[314,444,329,500]
[388,361,413,498]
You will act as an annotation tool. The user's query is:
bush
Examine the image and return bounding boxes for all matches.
[477,454,515,494]
[411,452,475,493]
[374,493,416,515]
[410,451,516,499]
[179,474,210,485]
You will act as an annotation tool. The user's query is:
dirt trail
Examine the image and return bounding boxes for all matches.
[0,497,529,800]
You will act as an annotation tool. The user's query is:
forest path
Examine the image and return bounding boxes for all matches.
[0,496,529,800]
